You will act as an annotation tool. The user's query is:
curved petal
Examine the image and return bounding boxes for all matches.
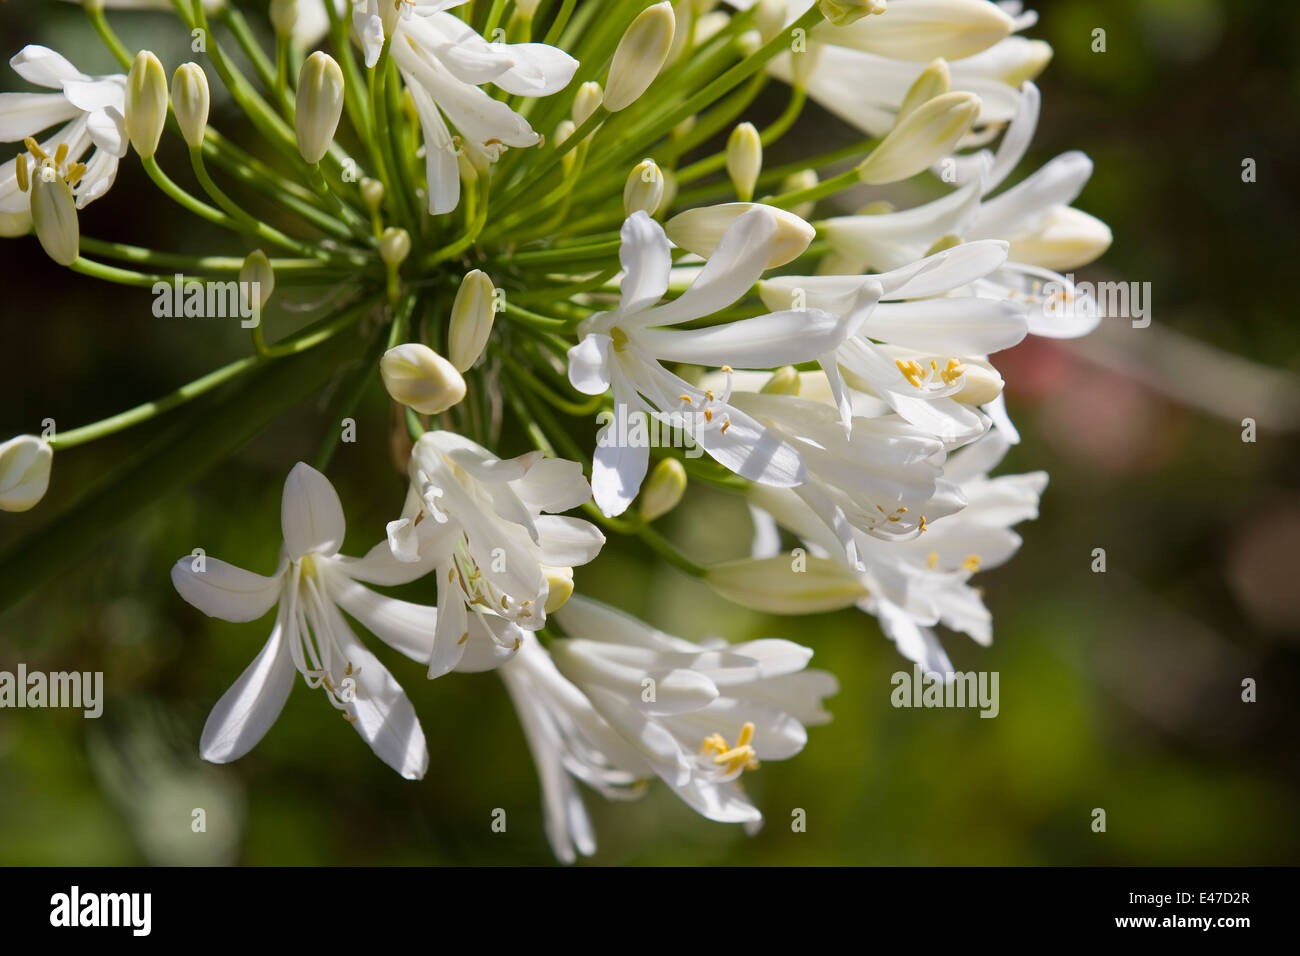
[567,333,613,395]
[281,462,346,559]
[619,211,673,313]
[199,608,296,763]
[171,556,283,622]
[327,571,437,664]
[534,515,606,567]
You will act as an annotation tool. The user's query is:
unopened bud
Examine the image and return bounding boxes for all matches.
[0,435,53,512]
[571,82,603,126]
[269,0,298,36]
[755,0,786,41]
[1008,207,1113,271]
[624,159,665,217]
[295,51,344,164]
[240,249,275,310]
[543,565,575,614]
[856,91,980,185]
[604,2,676,112]
[725,122,762,202]
[760,365,801,396]
[818,0,886,27]
[448,269,497,372]
[360,177,385,212]
[379,227,411,267]
[639,458,687,522]
[380,344,467,415]
[665,203,814,268]
[126,50,168,158]
[781,169,819,219]
[171,63,210,149]
[896,58,950,123]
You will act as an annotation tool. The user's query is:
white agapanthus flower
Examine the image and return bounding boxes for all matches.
[171,463,441,779]
[499,631,651,864]
[568,208,876,517]
[550,595,838,829]
[759,239,1028,444]
[353,0,578,213]
[823,83,1111,338]
[387,431,605,675]
[0,46,126,235]
[751,428,1045,676]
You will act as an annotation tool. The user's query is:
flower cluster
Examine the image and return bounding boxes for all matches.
[1,0,1109,861]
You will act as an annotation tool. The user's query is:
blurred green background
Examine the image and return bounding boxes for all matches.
[1,0,1298,865]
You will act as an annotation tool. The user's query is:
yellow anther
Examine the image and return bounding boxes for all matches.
[458,631,470,645]
[721,365,733,373]
[919,515,928,532]
[927,552,939,569]
[940,358,965,385]
[704,408,713,422]
[66,162,86,186]
[961,554,981,573]
[14,156,28,193]
[896,359,925,388]
[700,722,759,775]
[705,390,715,401]
[720,416,731,434]
[23,137,46,161]
[53,142,69,166]
[678,393,693,404]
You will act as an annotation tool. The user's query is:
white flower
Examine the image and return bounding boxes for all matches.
[387,431,606,675]
[499,632,651,864]
[171,463,439,779]
[0,46,127,236]
[550,595,838,828]
[0,434,53,512]
[750,428,1045,676]
[568,208,874,516]
[355,0,578,213]
[759,239,1027,444]
[823,83,1111,338]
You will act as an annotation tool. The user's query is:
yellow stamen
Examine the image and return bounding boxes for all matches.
[720,416,731,434]
[14,156,28,193]
[961,554,981,573]
[927,552,939,569]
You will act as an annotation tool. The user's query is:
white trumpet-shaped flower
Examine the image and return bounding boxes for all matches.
[171,463,439,779]
[568,208,875,516]
[354,0,578,213]
[0,46,126,235]
[499,631,651,864]
[550,595,837,828]
[387,431,606,676]
[760,238,1027,444]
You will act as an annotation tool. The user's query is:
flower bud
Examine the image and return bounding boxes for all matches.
[725,122,762,202]
[707,555,867,614]
[379,227,411,268]
[755,0,786,42]
[760,365,801,396]
[639,458,686,522]
[665,203,814,268]
[360,177,385,212]
[819,0,886,27]
[952,359,1004,406]
[554,119,578,175]
[656,167,678,216]
[448,269,497,372]
[1008,207,1113,271]
[543,565,575,614]
[126,50,168,159]
[380,344,467,415]
[856,91,980,185]
[30,165,79,266]
[604,2,676,112]
[818,0,1011,61]
[269,0,298,36]
[624,159,665,217]
[571,82,603,126]
[295,51,345,164]
[240,249,275,311]
[171,63,210,149]
[0,435,53,512]
[781,168,819,220]
[896,58,950,123]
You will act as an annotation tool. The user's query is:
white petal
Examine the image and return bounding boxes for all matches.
[327,572,437,664]
[10,46,86,89]
[635,307,849,368]
[512,456,592,513]
[619,210,673,312]
[567,333,612,395]
[534,515,606,567]
[0,92,80,141]
[171,556,283,622]
[280,462,346,559]
[199,608,297,763]
[591,391,649,517]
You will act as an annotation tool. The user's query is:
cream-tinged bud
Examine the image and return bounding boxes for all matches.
[707,555,867,613]
[543,565,575,614]
[360,177,385,212]
[295,52,345,164]
[571,82,603,126]
[671,115,696,141]
[656,167,678,217]
[726,122,762,202]
[781,169,819,220]
[380,344,467,415]
[269,0,298,35]
[760,365,801,396]
[624,159,665,217]
[126,50,168,158]
[952,359,1004,406]
[0,435,53,512]
[818,0,1011,61]
[666,202,814,268]
[30,166,79,266]
[554,119,577,175]
[448,269,497,372]
[818,0,886,27]
[856,91,980,185]
[1009,207,1113,271]
[604,2,676,112]
[171,63,210,149]
[379,227,411,267]
[240,249,275,311]
[639,458,687,522]
[896,58,950,123]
